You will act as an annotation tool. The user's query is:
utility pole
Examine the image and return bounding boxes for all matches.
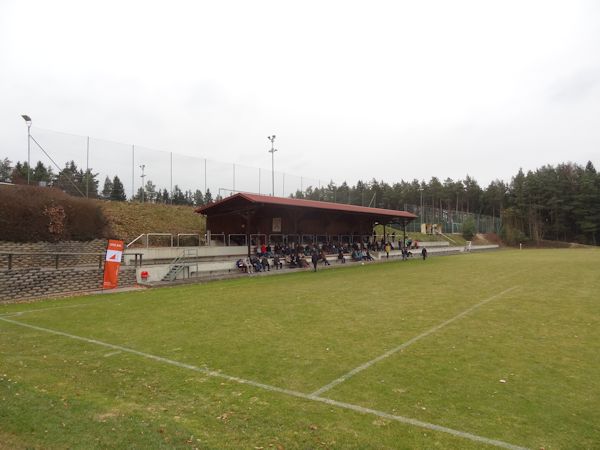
[268,135,277,196]
[21,115,32,184]
[139,164,146,203]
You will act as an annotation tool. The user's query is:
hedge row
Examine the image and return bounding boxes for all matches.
[0,185,111,242]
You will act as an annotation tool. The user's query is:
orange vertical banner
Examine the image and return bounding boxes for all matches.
[103,239,124,289]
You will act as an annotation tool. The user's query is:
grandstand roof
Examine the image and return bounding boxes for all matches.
[195,192,416,220]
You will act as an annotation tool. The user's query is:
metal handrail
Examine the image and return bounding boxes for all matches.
[126,233,176,248]
[164,248,199,281]
[301,234,315,244]
[147,233,173,247]
[250,234,266,245]
[228,234,247,246]
[126,234,146,248]
[268,234,284,243]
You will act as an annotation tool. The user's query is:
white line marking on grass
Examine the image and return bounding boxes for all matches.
[0,316,528,450]
[0,302,95,317]
[104,351,122,357]
[311,286,519,397]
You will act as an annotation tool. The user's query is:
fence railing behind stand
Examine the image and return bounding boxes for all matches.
[316,235,328,244]
[228,234,247,246]
[249,234,266,246]
[268,234,284,244]
[286,234,300,245]
[127,233,205,248]
[176,233,205,247]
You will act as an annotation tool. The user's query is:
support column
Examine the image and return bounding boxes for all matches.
[244,213,252,257]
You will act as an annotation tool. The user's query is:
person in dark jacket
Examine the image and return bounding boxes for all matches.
[311,252,319,272]
[261,255,270,271]
[421,247,428,260]
[320,249,330,266]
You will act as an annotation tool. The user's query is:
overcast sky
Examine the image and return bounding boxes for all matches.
[1,0,599,195]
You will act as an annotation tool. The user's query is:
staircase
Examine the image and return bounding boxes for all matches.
[437,231,458,245]
[162,249,199,282]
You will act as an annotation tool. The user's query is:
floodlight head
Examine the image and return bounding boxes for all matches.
[21,114,32,124]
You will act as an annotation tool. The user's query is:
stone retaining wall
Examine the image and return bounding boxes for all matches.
[0,266,136,303]
[0,240,107,269]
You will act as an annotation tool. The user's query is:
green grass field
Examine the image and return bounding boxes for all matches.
[1,249,599,449]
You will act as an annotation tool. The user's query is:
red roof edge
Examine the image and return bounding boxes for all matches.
[195,192,417,219]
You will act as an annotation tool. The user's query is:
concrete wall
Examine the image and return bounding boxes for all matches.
[136,260,238,283]
[124,241,454,266]
[0,266,136,303]
[123,246,248,265]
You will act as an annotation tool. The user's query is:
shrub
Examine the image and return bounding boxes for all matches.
[499,224,528,246]
[462,216,476,240]
[0,185,110,242]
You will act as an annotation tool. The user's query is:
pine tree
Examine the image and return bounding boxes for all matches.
[193,189,205,206]
[172,185,186,205]
[81,169,99,198]
[110,176,126,201]
[0,158,12,182]
[54,161,82,196]
[101,176,113,199]
[134,187,145,202]
[144,180,157,203]
[161,188,170,204]
[10,162,29,184]
[204,188,213,204]
[32,161,53,184]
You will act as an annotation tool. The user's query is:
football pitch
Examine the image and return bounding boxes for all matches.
[1,249,599,449]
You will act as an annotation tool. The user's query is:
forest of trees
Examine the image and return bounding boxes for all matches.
[1,157,599,245]
[291,161,599,245]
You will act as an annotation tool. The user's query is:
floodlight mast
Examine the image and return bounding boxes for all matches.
[21,115,32,184]
[267,135,277,196]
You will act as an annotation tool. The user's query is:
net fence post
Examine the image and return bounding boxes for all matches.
[131,144,135,199]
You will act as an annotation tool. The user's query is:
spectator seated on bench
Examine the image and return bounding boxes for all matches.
[286,255,297,267]
[236,258,248,272]
[286,253,310,269]
[298,257,310,268]
[249,255,264,272]
[273,255,283,269]
[261,255,271,272]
